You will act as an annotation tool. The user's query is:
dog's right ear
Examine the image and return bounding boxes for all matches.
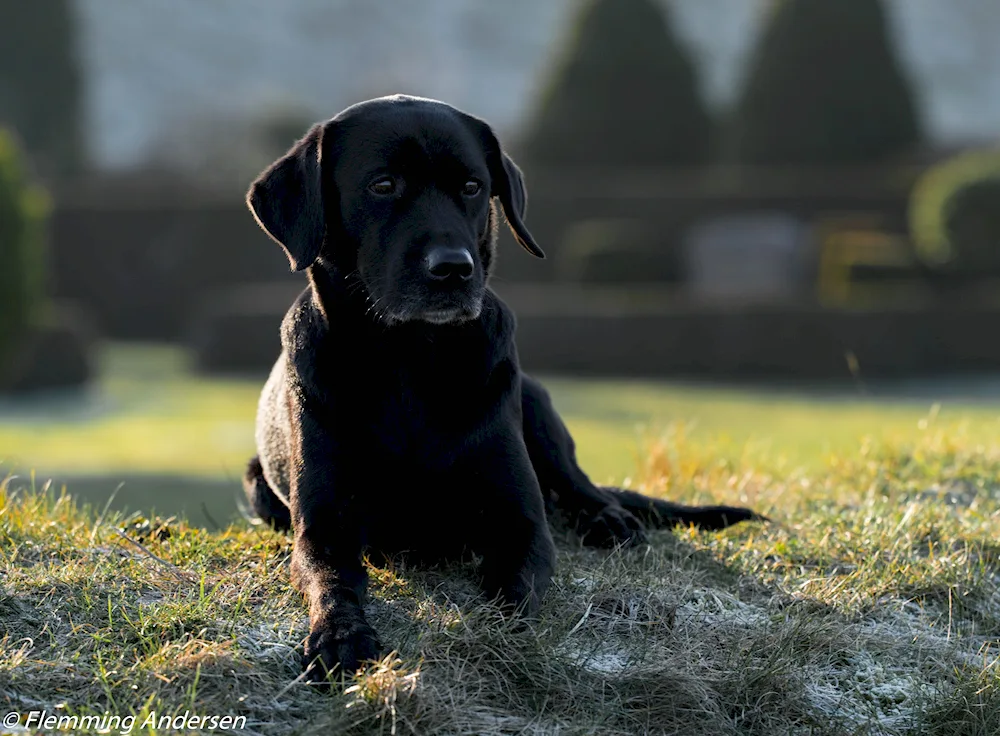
[456,110,545,259]
[246,122,328,272]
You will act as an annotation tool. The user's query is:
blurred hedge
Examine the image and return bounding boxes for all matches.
[909,149,1000,274]
[728,0,921,165]
[519,0,712,168]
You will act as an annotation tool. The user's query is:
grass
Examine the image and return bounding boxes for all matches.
[2,344,1000,732]
[2,423,1000,735]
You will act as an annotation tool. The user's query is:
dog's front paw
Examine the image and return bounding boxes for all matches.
[578,504,647,548]
[303,621,383,687]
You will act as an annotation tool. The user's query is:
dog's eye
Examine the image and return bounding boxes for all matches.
[369,177,396,196]
[462,180,482,197]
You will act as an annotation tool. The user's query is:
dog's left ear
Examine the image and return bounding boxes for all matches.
[461,114,545,259]
[246,122,329,272]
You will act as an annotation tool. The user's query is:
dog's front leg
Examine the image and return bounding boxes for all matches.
[288,422,381,685]
[292,521,381,685]
[470,436,556,616]
[521,376,765,539]
[521,375,647,547]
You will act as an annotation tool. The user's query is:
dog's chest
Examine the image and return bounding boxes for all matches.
[331,356,498,468]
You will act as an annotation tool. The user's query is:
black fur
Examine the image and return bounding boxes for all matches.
[242,95,764,686]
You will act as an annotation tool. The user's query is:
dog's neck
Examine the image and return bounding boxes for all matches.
[305,259,361,325]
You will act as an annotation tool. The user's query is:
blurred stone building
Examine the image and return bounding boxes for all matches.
[74,0,1000,180]
[22,0,1000,382]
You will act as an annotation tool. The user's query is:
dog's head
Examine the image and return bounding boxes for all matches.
[246,95,543,326]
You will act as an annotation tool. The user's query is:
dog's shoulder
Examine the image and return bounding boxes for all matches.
[482,288,515,347]
[276,285,344,400]
[279,287,325,356]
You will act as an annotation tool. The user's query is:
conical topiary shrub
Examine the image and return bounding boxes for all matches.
[728,0,921,165]
[0,0,85,176]
[519,0,712,168]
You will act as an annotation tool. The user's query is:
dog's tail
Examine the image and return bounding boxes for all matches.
[604,487,768,531]
[243,456,292,532]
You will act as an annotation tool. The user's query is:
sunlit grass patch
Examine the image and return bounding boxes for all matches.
[6,343,1000,486]
[0,345,260,478]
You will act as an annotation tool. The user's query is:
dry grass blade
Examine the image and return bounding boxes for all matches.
[111,526,198,584]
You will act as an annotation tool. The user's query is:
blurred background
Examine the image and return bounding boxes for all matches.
[3,0,1000,526]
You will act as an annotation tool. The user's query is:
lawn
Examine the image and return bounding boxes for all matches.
[4,344,1000,522]
[1,345,1000,734]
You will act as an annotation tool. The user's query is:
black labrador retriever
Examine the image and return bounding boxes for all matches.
[242,95,763,684]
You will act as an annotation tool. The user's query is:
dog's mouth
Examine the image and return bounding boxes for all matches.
[354,268,484,327]
[389,294,483,326]
[374,293,484,327]
[418,307,479,325]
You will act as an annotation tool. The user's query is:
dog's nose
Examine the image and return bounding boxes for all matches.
[425,247,474,282]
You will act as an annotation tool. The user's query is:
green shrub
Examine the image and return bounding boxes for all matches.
[728,0,921,165]
[0,129,51,364]
[909,149,1000,273]
[519,0,712,167]
[0,0,85,176]
[941,178,1000,274]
